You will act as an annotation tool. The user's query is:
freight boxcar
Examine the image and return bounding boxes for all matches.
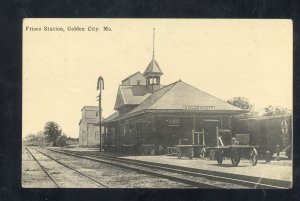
[232,114,292,159]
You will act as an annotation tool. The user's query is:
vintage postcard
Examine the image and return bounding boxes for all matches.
[22,19,292,188]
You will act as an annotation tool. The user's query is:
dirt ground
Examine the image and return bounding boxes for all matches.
[22,146,193,188]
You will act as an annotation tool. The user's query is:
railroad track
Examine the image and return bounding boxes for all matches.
[25,147,108,188]
[36,147,228,188]
[46,148,289,189]
[25,147,60,188]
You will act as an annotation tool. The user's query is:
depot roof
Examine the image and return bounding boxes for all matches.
[114,85,151,110]
[114,85,166,110]
[102,111,120,123]
[125,80,245,116]
[104,80,246,123]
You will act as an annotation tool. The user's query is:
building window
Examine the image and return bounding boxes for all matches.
[96,112,99,117]
[168,118,180,126]
[95,131,99,139]
[123,125,126,136]
[137,80,141,85]
[129,124,134,131]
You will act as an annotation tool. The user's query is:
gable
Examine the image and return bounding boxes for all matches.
[81,106,98,111]
[114,88,126,109]
[122,72,146,85]
[114,85,151,110]
[125,82,176,115]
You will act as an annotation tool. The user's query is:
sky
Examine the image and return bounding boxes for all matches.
[23,19,292,138]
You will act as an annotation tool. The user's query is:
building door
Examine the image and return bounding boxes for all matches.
[136,122,143,147]
[202,119,220,147]
[259,120,267,147]
[110,128,115,145]
[82,131,86,146]
[168,126,180,145]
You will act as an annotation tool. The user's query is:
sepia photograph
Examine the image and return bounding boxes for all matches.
[22,19,292,189]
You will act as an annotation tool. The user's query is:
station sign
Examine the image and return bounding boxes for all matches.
[184,105,216,110]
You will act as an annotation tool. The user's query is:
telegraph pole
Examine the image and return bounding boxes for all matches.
[97,76,104,151]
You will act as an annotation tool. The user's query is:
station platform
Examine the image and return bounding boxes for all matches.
[52,146,292,187]
[121,155,292,183]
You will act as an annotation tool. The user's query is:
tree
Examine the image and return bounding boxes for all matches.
[55,134,67,147]
[35,131,46,146]
[43,121,62,144]
[227,97,258,117]
[263,105,288,116]
[24,133,45,146]
[24,133,38,142]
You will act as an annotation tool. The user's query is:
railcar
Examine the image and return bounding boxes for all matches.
[232,114,292,159]
[176,114,292,166]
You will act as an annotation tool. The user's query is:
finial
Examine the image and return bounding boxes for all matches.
[152,28,155,59]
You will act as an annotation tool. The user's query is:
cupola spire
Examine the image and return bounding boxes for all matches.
[143,28,163,77]
[144,28,163,91]
[152,28,155,59]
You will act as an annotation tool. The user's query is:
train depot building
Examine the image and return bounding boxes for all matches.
[102,55,248,154]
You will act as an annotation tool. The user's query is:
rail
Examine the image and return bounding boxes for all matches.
[25,147,60,188]
[46,148,289,189]
[26,147,109,188]
[46,148,232,188]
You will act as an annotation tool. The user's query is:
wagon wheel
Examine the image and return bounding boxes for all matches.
[200,148,206,158]
[216,149,223,165]
[249,148,258,166]
[231,148,240,166]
